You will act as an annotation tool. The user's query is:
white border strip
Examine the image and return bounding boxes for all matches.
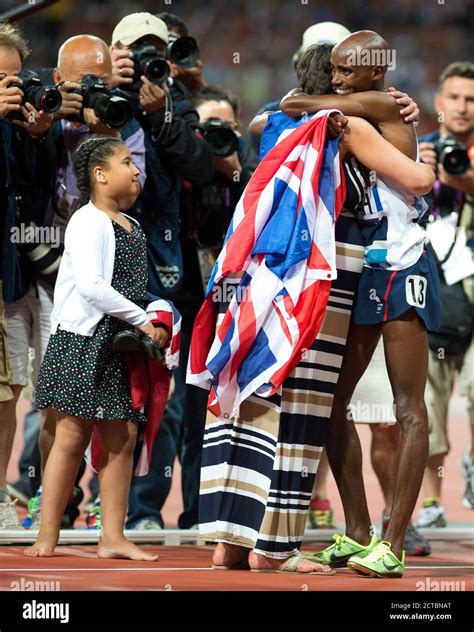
[0,525,472,545]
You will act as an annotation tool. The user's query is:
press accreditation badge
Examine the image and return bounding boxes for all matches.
[405,275,427,309]
[197,247,221,292]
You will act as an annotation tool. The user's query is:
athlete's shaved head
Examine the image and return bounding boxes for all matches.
[54,35,111,84]
[330,30,391,94]
[334,30,390,67]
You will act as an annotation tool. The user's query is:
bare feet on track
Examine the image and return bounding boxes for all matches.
[97,537,159,561]
[212,542,250,569]
[24,538,57,557]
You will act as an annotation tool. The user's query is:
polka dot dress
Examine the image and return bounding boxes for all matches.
[35,220,148,424]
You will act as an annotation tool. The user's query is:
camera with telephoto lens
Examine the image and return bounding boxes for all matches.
[15,215,63,287]
[8,69,62,120]
[128,43,170,91]
[127,37,200,92]
[68,74,132,129]
[167,34,200,68]
[202,118,239,157]
[433,135,470,176]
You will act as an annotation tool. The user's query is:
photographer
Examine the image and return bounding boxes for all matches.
[109,12,214,301]
[13,34,147,530]
[127,85,255,531]
[156,12,206,96]
[417,61,474,528]
[107,13,214,530]
[189,86,256,256]
[49,34,146,225]
[111,13,214,299]
[0,22,56,530]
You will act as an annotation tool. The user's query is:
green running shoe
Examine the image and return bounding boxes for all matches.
[347,540,405,578]
[303,533,379,568]
[22,487,42,529]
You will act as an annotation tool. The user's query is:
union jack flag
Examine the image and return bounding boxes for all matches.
[187,110,346,417]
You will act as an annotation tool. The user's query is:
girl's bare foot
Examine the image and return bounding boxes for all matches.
[212,542,250,569]
[24,538,57,558]
[248,550,334,574]
[97,536,159,561]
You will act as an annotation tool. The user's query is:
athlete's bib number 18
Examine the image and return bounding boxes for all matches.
[406,275,427,309]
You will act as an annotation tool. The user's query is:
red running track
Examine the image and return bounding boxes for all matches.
[0,542,472,591]
[3,386,473,592]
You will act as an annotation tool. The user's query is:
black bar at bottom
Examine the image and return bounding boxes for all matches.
[0,590,471,630]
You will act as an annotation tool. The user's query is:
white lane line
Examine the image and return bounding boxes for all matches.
[0,567,213,572]
[406,565,474,570]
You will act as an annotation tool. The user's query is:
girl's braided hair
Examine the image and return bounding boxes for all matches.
[73,136,124,208]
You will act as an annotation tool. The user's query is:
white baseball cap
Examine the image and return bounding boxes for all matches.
[301,22,351,50]
[111,12,168,46]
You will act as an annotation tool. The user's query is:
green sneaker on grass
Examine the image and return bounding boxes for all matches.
[347,540,405,578]
[303,533,379,568]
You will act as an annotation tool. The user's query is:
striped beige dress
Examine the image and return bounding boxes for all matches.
[199,212,365,557]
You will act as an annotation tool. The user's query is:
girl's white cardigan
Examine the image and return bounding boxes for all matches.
[50,202,150,336]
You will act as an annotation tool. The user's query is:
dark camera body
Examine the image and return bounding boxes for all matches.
[434,136,470,176]
[130,43,170,90]
[202,118,239,157]
[68,74,132,129]
[8,69,62,120]
[125,36,200,92]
